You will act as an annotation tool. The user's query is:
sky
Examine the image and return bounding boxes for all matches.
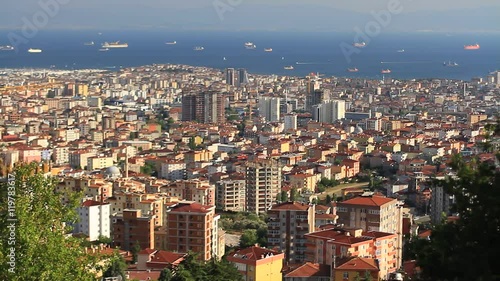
[1,0,499,32]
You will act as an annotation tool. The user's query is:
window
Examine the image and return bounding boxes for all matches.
[343,272,349,279]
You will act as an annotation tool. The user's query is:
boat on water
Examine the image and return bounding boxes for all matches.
[264,48,273,52]
[443,61,459,67]
[0,45,14,51]
[193,46,204,51]
[284,66,294,70]
[397,49,405,53]
[223,57,227,61]
[102,41,128,48]
[245,42,256,49]
[166,41,177,45]
[353,42,366,48]
[347,68,359,72]
[99,48,109,52]
[84,41,94,46]
[464,44,480,50]
[28,48,42,53]
[381,69,391,74]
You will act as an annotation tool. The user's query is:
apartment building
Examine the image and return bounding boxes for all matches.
[107,192,164,227]
[267,202,315,263]
[227,246,284,281]
[165,202,223,261]
[112,209,155,251]
[74,200,111,241]
[216,178,246,212]
[336,195,403,269]
[246,159,282,213]
[163,179,215,206]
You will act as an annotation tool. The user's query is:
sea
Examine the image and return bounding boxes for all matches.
[0,30,499,81]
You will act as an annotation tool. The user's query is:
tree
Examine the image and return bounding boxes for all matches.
[158,268,173,281]
[279,190,288,202]
[102,254,127,281]
[131,240,141,264]
[97,235,113,245]
[413,152,500,281]
[0,163,102,281]
[290,187,299,201]
[140,162,155,176]
[325,194,333,204]
[364,270,373,281]
[240,229,258,248]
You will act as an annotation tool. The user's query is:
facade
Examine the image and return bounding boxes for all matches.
[430,184,454,224]
[74,200,111,241]
[267,202,315,263]
[226,246,284,281]
[259,97,281,122]
[160,160,186,180]
[284,114,298,131]
[312,100,346,124]
[333,257,380,281]
[216,179,246,212]
[181,91,225,124]
[87,156,113,171]
[164,179,215,206]
[246,159,282,213]
[112,209,155,251]
[166,202,221,261]
[336,195,403,270]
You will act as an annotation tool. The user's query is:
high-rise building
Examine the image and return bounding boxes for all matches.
[181,91,225,123]
[238,68,249,85]
[430,185,454,225]
[306,89,329,112]
[165,202,223,261]
[216,179,246,212]
[312,100,346,123]
[284,114,298,131]
[258,97,281,122]
[225,68,237,86]
[246,159,282,213]
[112,209,155,251]
[74,200,110,241]
[267,202,315,263]
[336,194,403,269]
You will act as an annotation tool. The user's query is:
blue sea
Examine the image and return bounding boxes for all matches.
[0,30,499,80]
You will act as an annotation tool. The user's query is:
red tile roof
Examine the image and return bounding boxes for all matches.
[270,201,312,211]
[336,257,379,271]
[285,262,330,278]
[340,195,395,207]
[227,246,282,262]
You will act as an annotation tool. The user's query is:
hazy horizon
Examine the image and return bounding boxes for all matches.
[1,0,499,33]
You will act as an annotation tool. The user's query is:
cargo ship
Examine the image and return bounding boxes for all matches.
[193,46,204,51]
[443,61,459,67]
[264,48,273,52]
[28,48,42,53]
[353,42,366,48]
[102,41,128,48]
[245,42,256,49]
[464,44,480,50]
[0,45,14,51]
[284,66,294,70]
[381,69,391,74]
[347,67,359,72]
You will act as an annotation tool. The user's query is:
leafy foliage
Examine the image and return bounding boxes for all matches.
[412,152,500,281]
[102,253,127,280]
[0,163,102,280]
[172,253,241,281]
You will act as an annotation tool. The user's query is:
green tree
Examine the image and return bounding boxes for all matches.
[0,163,103,281]
[240,229,258,248]
[325,194,333,204]
[364,270,373,281]
[158,268,173,281]
[97,235,113,245]
[102,253,127,281]
[188,137,197,150]
[279,190,288,202]
[140,162,155,176]
[131,240,141,264]
[290,187,299,201]
[413,153,500,281]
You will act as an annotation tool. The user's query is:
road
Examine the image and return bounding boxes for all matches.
[316,182,369,200]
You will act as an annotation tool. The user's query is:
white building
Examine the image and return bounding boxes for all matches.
[74,200,111,241]
[312,100,345,124]
[160,160,186,180]
[259,97,281,122]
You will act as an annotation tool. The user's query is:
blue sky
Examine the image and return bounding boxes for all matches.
[1,0,499,32]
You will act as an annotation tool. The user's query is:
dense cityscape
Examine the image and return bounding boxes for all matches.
[0,62,499,280]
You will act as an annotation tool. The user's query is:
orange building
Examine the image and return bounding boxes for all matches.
[227,246,284,281]
[112,209,155,251]
[165,202,222,261]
